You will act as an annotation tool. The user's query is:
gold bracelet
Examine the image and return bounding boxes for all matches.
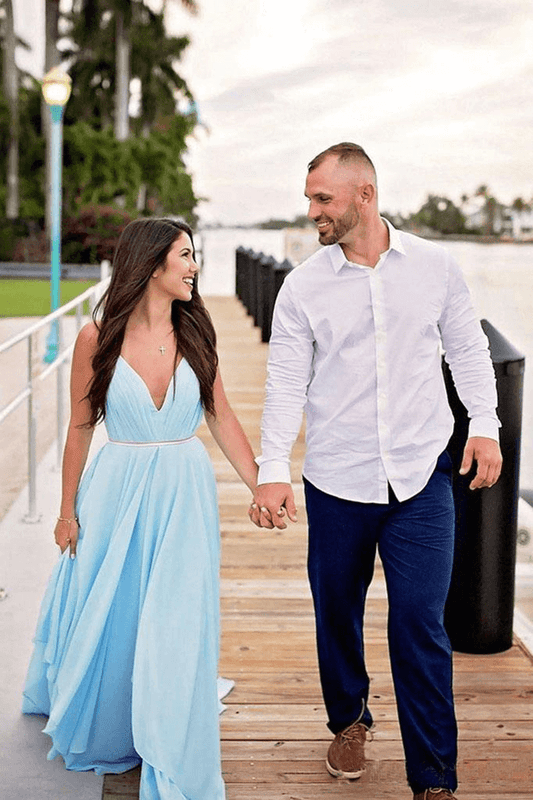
[57,516,78,524]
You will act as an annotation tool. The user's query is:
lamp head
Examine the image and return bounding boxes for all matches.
[42,67,72,107]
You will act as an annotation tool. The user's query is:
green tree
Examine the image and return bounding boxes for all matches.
[512,197,530,212]
[66,0,197,137]
[130,4,193,133]
[0,0,201,259]
[410,195,466,236]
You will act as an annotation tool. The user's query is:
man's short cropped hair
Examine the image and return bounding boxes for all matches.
[307,142,376,178]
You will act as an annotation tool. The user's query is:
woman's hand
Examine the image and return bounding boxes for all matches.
[249,483,297,530]
[54,517,79,559]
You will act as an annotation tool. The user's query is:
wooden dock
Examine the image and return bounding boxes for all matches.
[103,296,533,800]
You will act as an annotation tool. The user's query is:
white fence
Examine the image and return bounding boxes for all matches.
[0,265,110,521]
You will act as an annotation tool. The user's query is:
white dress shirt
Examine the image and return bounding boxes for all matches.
[257,221,500,503]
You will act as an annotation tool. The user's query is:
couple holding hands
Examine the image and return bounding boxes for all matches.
[23,143,501,800]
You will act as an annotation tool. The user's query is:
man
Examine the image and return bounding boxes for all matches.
[249,143,502,800]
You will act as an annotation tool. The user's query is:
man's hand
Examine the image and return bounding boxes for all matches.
[459,436,502,490]
[249,483,298,529]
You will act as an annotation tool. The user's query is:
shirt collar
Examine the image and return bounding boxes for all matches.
[383,217,406,256]
[328,217,406,273]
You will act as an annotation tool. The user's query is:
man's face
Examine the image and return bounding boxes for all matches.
[305,156,364,246]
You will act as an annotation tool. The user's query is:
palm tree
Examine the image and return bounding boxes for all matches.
[130,4,193,133]
[114,0,131,140]
[71,0,197,140]
[117,0,197,140]
[65,1,195,135]
[2,0,19,218]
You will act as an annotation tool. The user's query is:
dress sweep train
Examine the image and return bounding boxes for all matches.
[22,356,226,800]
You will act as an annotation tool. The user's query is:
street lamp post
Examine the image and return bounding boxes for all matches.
[41,67,72,363]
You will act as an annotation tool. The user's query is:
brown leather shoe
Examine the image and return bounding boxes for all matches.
[413,790,456,800]
[325,720,371,779]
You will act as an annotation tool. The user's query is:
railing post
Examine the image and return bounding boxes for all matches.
[100,259,111,282]
[23,334,41,523]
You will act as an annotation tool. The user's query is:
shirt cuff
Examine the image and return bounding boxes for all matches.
[467,417,501,442]
[256,459,292,485]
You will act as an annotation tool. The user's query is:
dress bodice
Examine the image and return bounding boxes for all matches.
[104,356,204,443]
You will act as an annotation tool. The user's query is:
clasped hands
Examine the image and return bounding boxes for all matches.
[249,438,502,529]
[249,483,297,529]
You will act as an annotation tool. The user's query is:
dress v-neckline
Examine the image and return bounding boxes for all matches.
[119,355,184,412]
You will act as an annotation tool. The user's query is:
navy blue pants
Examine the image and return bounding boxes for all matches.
[304,452,458,793]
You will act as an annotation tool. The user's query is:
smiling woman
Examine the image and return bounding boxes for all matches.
[21,216,259,800]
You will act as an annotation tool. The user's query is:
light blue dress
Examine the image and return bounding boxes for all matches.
[22,356,226,800]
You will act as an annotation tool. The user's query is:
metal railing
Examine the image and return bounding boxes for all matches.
[0,262,111,522]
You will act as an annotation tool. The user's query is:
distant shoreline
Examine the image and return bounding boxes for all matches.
[409,231,533,245]
[200,225,533,245]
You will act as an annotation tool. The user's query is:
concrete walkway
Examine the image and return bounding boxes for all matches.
[0,427,106,800]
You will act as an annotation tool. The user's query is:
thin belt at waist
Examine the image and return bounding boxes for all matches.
[108,435,197,447]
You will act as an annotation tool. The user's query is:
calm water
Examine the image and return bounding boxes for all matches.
[198,229,533,489]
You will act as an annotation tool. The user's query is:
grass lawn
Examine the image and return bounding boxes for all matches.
[0,279,97,317]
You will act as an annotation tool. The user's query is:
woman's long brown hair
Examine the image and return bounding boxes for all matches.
[86,217,218,427]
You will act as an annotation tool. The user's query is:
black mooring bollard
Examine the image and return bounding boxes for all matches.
[235,248,293,342]
[261,258,292,343]
[444,320,525,654]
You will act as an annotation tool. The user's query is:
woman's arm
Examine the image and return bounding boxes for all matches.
[54,322,98,558]
[205,369,258,493]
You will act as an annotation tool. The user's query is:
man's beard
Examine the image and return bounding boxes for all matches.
[317,204,359,245]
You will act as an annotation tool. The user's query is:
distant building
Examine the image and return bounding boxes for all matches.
[461,196,533,240]
[501,206,533,240]
[460,195,505,235]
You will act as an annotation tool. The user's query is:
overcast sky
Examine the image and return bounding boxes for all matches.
[14,0,533,225]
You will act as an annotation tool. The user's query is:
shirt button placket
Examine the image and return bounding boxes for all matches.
[370,270,390,498]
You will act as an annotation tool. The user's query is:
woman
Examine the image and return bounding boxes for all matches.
[22,218,258,799]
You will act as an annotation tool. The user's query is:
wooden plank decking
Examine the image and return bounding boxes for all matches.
[103,296,533,800]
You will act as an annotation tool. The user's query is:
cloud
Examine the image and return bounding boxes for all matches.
[171,0,533,223]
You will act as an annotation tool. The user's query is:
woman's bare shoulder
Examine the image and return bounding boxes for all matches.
[74,321,100,359]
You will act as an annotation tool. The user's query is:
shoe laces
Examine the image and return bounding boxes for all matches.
[339,721,373,745]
